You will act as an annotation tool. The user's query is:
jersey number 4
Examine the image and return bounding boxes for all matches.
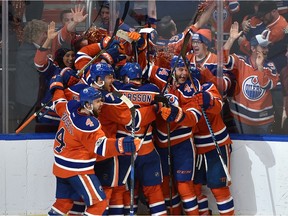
[55,128,66,153]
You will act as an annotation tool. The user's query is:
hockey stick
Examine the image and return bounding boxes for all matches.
[111,91,137,215]
[15,100,38,131]
[180,37,232,183]
[121,123,151,185]
[15,99,52,134]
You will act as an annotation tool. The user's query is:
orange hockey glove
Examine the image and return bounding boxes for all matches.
[116,136,141,154]
[161,105,184,123]
[128,31,141,41]
[49,75,64,94]
[193,91,214,110]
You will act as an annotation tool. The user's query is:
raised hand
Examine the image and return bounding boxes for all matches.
[230,22,242,41]
[47,21,58,41]
[71,4,88,24]
[256,48,265,71]
[224,21,243,51]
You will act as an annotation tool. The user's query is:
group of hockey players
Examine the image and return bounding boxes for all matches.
[21,0,285,215]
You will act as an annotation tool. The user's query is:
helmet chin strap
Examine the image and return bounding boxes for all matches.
[92,81,105,88]
[84,103,94,115]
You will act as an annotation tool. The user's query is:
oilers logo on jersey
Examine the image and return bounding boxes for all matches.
[242,76,265,101]
[165,93,179,107]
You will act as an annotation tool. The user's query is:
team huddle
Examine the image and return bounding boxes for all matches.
[26,1,281,215]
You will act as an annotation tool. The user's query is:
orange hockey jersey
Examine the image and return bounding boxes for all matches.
[52,89,122,179]
[144,64,203,148]
[225,53,279,126]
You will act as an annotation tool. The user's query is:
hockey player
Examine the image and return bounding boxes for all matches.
[114,62,167,215]
[47,75,141,215]
[184,27,235,215]
[66,62,159,215]
[143,56,206,215]
[223,21,279,134]
[64,62,134,215]
[192,84,235,216]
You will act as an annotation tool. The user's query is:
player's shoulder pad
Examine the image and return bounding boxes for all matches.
[138,83,160,93]
[156,67,171,79]
[178,78,199,97]
[67,100,100,131]
[68,83,88,93]
[201,82,214,91]
[112,80,125,91]
[169,33,183,43]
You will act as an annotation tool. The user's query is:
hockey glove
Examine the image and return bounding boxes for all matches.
[151,94,168,113]
[128,31,141,41]
[116,136,141,154]
[60,68,80,88]
[150,100,163,114]
[193,91,214,110]
[161,105,184,123]
[100,36,119,49]
[49,75,64,94]
[100,46,126,65]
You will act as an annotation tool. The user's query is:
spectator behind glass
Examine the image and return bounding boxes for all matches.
[60,9,74,26]
[94,1,121,31]
[150,2,216,69]
[238,1,288,71]
[224,22,279,135]
[58,9,76,50]
[13,19,48,132]
[33,21,78,132]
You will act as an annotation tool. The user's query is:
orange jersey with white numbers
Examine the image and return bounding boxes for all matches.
[52,89,121,179]
[225,53,279,125]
